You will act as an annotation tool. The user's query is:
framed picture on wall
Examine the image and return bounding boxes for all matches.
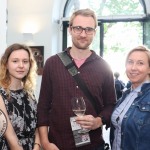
[30,46,44,75]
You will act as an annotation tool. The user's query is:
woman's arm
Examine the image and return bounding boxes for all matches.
[0,95,23,150]
[33,128,41,150]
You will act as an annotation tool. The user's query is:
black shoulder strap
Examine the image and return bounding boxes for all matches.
[57,51,99,114]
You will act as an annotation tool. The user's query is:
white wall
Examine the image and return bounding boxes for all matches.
[0,0,7,54]
[7,0,67,99]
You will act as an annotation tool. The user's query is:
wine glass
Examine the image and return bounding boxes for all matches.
[71,97,89,133]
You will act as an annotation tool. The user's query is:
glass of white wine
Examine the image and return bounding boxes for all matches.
[71,97,89,134]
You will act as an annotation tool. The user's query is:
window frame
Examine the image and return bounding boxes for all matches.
[62,0,150,56]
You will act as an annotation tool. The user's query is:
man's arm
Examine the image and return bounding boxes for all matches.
[38,126,59,150]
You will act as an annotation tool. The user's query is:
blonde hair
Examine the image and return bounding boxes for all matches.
[126,45,150,67]
[0,43,37,98]
[69,8,98,28]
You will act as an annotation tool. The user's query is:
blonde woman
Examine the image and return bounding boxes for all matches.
[111,45,150,150]
[0,43,41,150]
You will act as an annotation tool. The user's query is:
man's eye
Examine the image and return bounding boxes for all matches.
[76,27,82,30]
[86,28,94,31]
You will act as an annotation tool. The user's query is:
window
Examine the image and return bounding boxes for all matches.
[64,0,144,17]
[62,0,150,82]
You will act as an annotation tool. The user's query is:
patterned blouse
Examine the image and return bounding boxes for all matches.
[0,87,37,150]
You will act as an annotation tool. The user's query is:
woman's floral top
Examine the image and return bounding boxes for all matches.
[0,87,37,150]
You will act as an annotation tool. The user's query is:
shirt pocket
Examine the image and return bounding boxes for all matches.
[135,101,150,126]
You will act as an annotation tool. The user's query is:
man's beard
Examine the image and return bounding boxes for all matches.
[72,40,90,50]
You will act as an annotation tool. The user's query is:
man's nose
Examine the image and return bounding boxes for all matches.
[80,29,87,36]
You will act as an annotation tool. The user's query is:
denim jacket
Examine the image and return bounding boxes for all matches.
[110,83,150,150]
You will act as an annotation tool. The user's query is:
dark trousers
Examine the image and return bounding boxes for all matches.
[93,144,104,150]
[93,143,110,150]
